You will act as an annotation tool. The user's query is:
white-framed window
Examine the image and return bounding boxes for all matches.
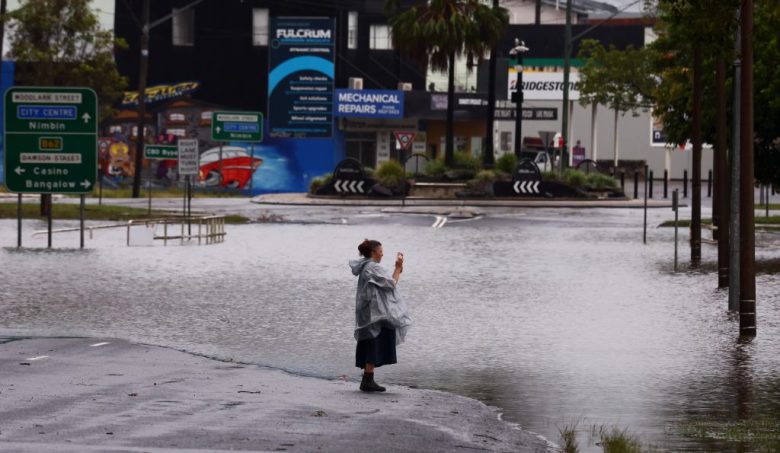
[369,24,392,50]
[348,11,358,49]
[172,7,195,46]
[252,8,269,46]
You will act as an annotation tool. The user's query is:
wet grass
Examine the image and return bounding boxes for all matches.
[659,217,780,228]
[80,186,248,199]
[558,423,658,453]
[0,202,249,224]
[676,417,780,451]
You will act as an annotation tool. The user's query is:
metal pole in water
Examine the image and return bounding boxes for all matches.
[80,195,85,249]
[633,171,639,199]
[649,170,654,199]
[17,194,22,248]
[673,190,679,271]
[47,195,53,248]
[664,170,668,199]
[684,170,688,198]
[148,173,152,215]
[643,165,648,244]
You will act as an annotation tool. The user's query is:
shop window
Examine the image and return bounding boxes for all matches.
[369,24,392,50]
[253,9,269,46]
[348,12,358,49]
[172,7,195,46]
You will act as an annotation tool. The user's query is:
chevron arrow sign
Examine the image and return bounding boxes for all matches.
[513,180,540,194]
[334,179,366,194]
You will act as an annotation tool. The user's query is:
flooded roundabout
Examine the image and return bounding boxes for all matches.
[2,204,779,452]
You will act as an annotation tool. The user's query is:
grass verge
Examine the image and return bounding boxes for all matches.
[0,203,249,224]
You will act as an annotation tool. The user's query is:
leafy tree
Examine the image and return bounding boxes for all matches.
[577,40,657,164]
[7,0,127,122]
[386,0,508,166]
[754,0,780,187]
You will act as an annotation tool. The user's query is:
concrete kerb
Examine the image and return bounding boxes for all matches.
[252,192,676,209]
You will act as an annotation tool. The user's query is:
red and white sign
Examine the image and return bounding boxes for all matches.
[393,131,416,150]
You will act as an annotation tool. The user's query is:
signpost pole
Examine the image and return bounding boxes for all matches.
[219,143,223,189]
[187,176,192,236]
[47,195,52,249]
[148,172,152,215]
[17,194,22,248]
[250,144,254,195]
[644,165,649,245]
[80,194,85,249]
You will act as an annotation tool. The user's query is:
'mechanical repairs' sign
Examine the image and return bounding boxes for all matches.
[3,87,97,193]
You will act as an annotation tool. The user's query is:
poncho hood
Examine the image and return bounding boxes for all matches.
[349,257,372,276]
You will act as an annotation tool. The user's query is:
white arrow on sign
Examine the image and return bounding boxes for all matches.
[334,179,366,194]
[216,126,222,134]
[14,166,25,175]
[513,180,540,194]
[80,179,91,189]
[82,113,91,123]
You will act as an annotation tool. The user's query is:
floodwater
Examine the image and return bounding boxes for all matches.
[2,205,780,452]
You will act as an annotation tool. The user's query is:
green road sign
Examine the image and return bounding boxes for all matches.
[211,111,263,142]
[144,144,178,160]
[4,86,98,194]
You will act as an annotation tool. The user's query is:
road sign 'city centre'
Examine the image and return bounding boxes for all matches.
[3,87,98,193]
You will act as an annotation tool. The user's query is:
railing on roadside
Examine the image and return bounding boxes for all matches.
[126,215,226,246]
[32,215,227,246]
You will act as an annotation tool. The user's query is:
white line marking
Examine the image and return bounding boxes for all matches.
[26,356,49,361]
[90,342,110,347]
[432,216,448,229]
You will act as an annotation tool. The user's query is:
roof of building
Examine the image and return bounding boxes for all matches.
[540,0,619,14]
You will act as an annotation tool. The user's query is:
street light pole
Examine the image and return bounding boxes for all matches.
[483,0,499,169]
[510,39,529,158]
[132,0,150,198]
[560,0,572,174]
[739,0,755,337]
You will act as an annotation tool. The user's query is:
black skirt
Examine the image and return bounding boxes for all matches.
[355,326,397,369]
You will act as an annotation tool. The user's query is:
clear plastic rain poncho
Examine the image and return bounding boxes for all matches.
[349,257,412,345]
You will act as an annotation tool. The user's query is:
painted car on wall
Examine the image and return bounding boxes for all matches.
[198,146,263,189]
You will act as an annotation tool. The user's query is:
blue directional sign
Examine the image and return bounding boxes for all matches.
[17,105,78,120]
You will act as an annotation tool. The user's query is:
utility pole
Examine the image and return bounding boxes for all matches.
[510,39,528,158]
[690,44,702,267]
[729,7,741,312]
[739,0,755,337]
[483,0,499,169]
[715,56,729,289]
[132,0,150,198]
[560,0,572,174]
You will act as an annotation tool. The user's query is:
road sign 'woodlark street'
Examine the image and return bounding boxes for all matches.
[4,87,98,193]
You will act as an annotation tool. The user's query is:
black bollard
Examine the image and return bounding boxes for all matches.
[707,170,712,197]
[683,170,688,198]
[664,170,669,199]
[620,171,625,190]
[649,170,654,199]
[633,171,639,199]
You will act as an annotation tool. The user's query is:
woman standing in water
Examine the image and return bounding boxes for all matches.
[349,239,412,392]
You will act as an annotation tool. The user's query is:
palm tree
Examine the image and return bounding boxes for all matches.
[386,0,508,166]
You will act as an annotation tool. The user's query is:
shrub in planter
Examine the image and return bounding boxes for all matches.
[373,160,405,193]
[424,159,448,179]
[563,169,587,187]
[495,153,518,174]
[541,171,561,182]
[472,169,498,182]
[453,151,481,173]
[309,173,333,194]
[586,173,619,190]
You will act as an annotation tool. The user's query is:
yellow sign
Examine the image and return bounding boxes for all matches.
[39,137,63,151]
[122,81,200,106]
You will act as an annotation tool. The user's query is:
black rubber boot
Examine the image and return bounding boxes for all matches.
[360,372,386,392]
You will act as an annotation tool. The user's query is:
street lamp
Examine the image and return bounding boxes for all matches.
[509,38,529,159]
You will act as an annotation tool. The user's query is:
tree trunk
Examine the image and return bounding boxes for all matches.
[445,51,455,167]
[690,44,702,267]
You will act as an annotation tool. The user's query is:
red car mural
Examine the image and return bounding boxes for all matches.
[198,146,262,189]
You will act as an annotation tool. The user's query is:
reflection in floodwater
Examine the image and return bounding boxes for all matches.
[1,209,779,452]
